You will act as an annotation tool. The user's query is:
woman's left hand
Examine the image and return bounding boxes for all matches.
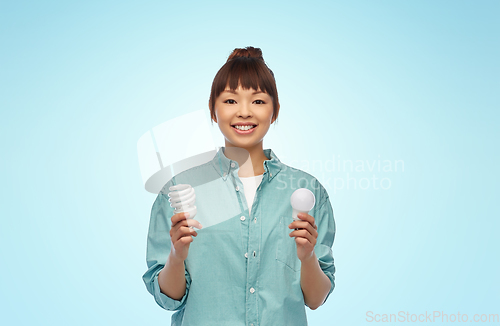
[288,212,318,262]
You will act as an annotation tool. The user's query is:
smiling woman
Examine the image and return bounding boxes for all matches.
[207,48,280,177]
[208,47,280,124]
[212,85,277,168]
[142,46,336,326]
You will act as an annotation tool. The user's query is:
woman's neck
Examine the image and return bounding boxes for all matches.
[223,143,268,177]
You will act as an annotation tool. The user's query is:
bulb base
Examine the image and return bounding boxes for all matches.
[292,208,309,221]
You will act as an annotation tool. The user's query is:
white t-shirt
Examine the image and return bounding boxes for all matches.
[239,174,264,215]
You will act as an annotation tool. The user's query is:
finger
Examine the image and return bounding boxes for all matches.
[297,212,316,227]
[288,221,318,238]
[288,220,312,229]
[170,219,190,236]
[174,235,194,248]
[296,213,317,232]
[171,213,203,229]
[178,219,203,229]
[295,237,310,247]
[172,219,200,228]
[182,226,198,237]
[171,212,190,226]
[187,219,203,229]
[179,236,194,245]
[288,229,315,244]
[173,226,198,242]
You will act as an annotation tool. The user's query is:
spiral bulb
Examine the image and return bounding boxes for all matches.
[168,184,197,219]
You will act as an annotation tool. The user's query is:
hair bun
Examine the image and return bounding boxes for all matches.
[227,46,264,62]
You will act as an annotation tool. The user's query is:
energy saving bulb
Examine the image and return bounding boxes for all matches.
[290,188,315,221]
[168,184,197,226]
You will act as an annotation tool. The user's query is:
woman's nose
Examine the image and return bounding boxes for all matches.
[237,103,252,117]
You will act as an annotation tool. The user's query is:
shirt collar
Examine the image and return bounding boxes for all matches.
[211,146,282,182]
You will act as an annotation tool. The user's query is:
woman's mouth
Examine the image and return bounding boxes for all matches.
[231,124,257,134]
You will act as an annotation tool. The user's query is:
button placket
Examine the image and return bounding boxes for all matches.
[244,171,261,326]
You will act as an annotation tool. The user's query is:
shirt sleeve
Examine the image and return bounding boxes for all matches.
[142,182,191,311]
[313,195,336,306]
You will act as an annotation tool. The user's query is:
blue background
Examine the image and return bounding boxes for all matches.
[1,1,498,325]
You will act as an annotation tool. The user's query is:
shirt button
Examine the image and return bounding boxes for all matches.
[254,218,257,223]
[235,186,240,191]
[249,287,255,294]
[240,216,245,221]
[245,253,248,258]
[270,172,273,177]
[223,172,226,177]
[253,251,256,257]
[231,162,235,168]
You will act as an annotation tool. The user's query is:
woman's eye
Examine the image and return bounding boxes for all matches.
[224,99,236,104]
[254,100,265,104]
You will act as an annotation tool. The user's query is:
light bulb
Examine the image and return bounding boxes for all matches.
[168,184,197,227]
[290,188,315,221]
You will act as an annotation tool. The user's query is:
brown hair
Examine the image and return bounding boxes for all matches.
[208,46,280,124]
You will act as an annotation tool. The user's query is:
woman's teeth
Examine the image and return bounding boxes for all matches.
[234,125,255,131]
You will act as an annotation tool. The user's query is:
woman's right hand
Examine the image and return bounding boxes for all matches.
[169,212,203,262]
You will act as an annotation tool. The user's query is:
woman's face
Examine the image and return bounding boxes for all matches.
[213,84,277,151]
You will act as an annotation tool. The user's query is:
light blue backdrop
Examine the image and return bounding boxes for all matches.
[1,1,498,325]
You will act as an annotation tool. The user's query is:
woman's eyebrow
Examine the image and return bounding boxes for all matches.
[221,89,266,95]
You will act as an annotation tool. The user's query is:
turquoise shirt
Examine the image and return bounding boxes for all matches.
[143,147,336,326]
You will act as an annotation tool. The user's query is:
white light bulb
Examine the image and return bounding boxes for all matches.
[168,184,197,226]
[290,188,315,221]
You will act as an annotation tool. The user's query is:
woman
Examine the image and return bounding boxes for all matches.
[143,46,336,326]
